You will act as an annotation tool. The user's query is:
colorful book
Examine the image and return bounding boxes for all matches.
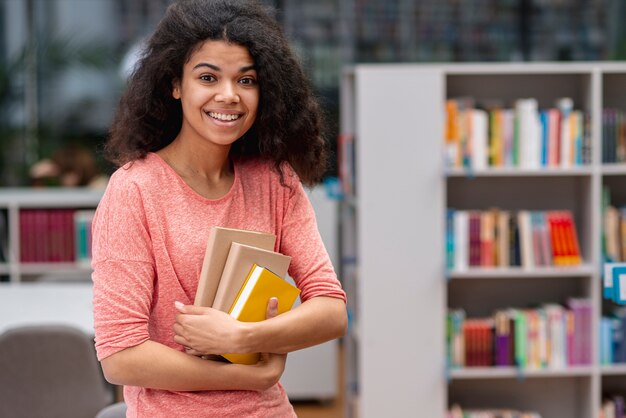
[212,242,291,312]
[222,264,301,365]
[194,226,276,308]
[494,310,512,366]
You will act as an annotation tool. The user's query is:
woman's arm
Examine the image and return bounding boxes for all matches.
[103,298,286,391]
[240,296,347,354]
[173,296,347,356]
[101,339,284,391]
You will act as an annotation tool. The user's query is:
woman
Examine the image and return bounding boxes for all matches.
[91,0,347,417]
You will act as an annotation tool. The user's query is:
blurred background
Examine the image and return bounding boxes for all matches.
[1,0,626,186]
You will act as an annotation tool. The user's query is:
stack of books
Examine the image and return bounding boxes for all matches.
[194,226,300,364]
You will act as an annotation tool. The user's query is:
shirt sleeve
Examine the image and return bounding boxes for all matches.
[278,168,346,304]
[91,172,156,361]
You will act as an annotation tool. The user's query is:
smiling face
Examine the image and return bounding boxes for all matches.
[172,40,259,151]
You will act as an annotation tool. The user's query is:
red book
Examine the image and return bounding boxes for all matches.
[63,209,76,262]
[561,211,582,265]
[468,212,481,267]
[19,210,33,262]
[480,211,495,267]
[547,211,566,266]
[48,210,63,262]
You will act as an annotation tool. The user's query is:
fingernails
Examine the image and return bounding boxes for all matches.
[174,301,185,310]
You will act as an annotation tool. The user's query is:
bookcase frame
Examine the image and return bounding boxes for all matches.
[340,62,626,418]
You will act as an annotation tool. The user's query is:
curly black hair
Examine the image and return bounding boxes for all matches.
[106,0,327,186]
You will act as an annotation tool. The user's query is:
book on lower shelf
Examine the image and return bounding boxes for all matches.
[222,264,300,365]
[601,305,626,365]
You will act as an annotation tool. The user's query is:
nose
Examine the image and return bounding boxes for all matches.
[215,82,240,104]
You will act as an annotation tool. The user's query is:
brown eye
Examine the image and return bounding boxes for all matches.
[239,77,257,86]
[200,74,216,82]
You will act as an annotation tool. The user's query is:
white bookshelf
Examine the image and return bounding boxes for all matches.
[339,62,626,418]
[0,188,103,283]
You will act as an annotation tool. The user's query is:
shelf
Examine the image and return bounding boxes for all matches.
[446,167,594,178]
[449,365,595,380]
[448,264,596,279]
[600,364,626,375]
[601,164,626,176]
[0,188,103,208]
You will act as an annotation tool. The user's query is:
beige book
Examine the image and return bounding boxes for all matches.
[497,211,510,267]
[194,226,276,307]
[212,242,292,312]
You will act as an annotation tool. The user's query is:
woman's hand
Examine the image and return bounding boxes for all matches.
[173,298,287,390]
[173,302,246,355]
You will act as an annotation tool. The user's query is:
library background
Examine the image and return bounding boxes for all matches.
[2,1,626,418]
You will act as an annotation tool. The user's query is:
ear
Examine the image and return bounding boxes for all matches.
[172,79,181,99]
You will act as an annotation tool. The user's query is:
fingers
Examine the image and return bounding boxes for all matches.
[185,348,204,356]
[265,297,278,320]
[174,301,209,315]
[173,334,189,346]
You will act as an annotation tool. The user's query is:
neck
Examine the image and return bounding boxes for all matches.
[159,138,232,182]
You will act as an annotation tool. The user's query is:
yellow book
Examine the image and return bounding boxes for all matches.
[223,264,301,365]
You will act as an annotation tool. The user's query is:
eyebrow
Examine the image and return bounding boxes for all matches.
[192,63,256,72]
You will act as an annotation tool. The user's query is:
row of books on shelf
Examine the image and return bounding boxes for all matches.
[447,299,592,369]
[447,405,541,418]
[602,108,626,164]
[444,97,591,170]
[449,398,625,418]
[600,306,626,365]
[18,209,94,264]
[446,208,582,271]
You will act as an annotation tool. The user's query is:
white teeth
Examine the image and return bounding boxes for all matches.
[208,112,240,121]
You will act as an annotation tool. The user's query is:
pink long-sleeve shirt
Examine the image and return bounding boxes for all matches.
[91,152,346,417]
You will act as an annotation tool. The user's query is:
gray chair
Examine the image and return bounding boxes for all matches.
[95,402,127,418]
[0,324,113,418]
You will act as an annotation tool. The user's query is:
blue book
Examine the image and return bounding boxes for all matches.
[600,317,614,365]
[613,265,626,304]
[539,111,549,166]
